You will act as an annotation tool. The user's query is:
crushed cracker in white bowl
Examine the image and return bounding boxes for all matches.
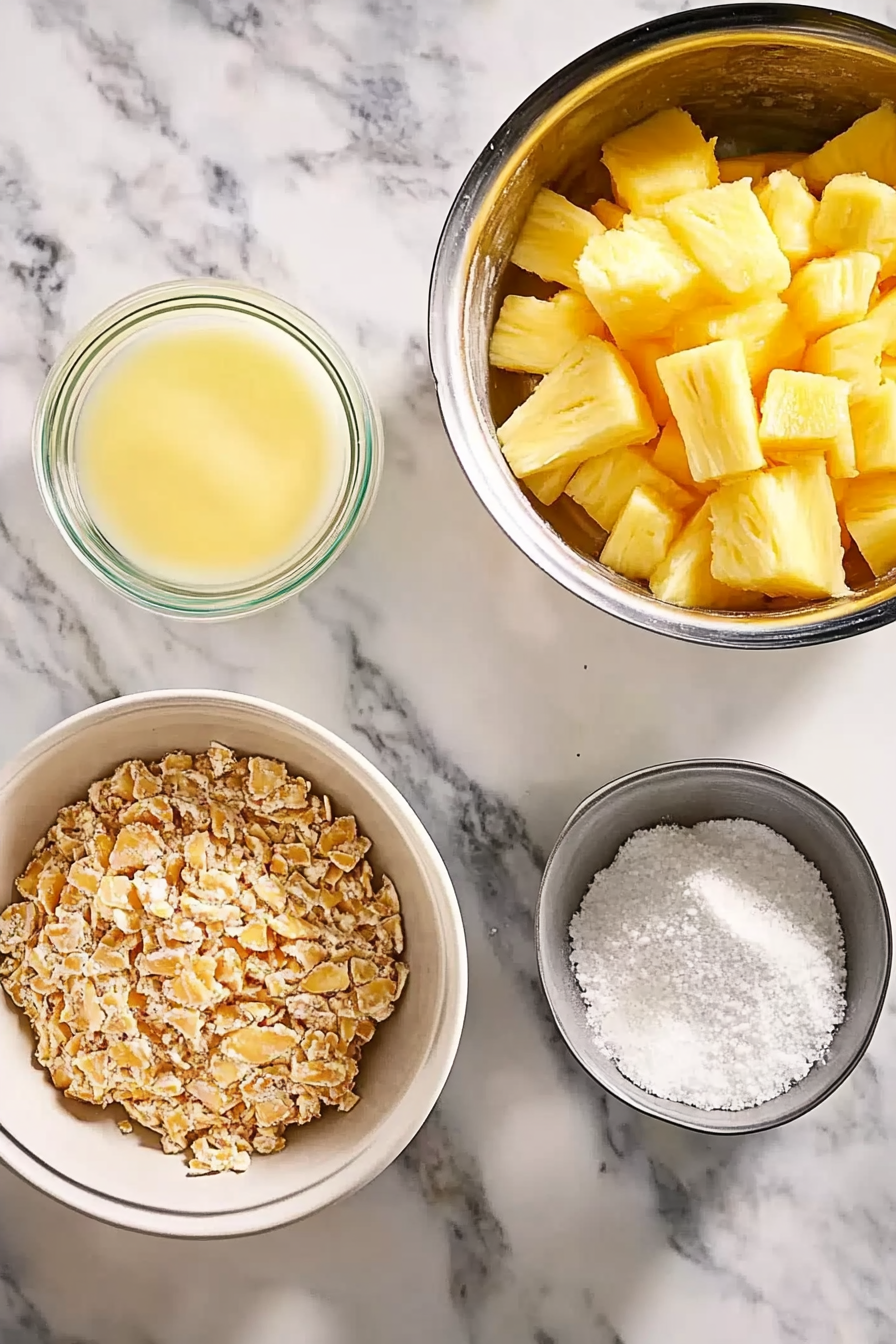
[1,743,408,1176]
[0,692,466,1236]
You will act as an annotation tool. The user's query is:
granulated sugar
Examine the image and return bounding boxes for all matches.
[569,819,846,1111]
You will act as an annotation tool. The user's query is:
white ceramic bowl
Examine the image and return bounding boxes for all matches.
[0,691,467,1236]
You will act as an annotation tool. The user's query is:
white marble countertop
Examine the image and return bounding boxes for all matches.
[2,0,896,1339]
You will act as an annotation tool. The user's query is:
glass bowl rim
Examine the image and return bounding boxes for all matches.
[33,278,382,621]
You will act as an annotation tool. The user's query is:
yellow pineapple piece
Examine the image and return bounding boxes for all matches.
[803,318,883,396]
[758,368,850,453]
[591,199,627,229]
[882,354,896,382]
[489,291,605,374]
[576,216,703,342]
[657,339,764,482]
[601,108,718,215]
[831,476,853,553]
[790,106,896,192]
[653,420,713,495]
[843,474,896,575]
[754,170,821,269]
[497,337,656,477]
[718,152,803,182]
[866,289,896,353]
[763,152,804,173]
[511,188,605,291]
[718,155,770,184]
[673,297,805,388]
[785,252,880,341]
[814,175,896,276]
[827,431,858,482]
[523,462,575,506]
[619,337,673,425]
[759,369,856,479]
[662,180,791,301]
[650,500,763,609]
[600,485,683,581]
[565,444,694,531]
[710,457,846,598]
[849,383,896,473]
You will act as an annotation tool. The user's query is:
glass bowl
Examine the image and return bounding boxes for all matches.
[33,280,382,620]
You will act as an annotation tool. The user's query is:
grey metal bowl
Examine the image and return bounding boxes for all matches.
[536,761,891,1134]
[429,4,896,647]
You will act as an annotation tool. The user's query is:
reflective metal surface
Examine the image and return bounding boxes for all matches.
[429,4,896,647]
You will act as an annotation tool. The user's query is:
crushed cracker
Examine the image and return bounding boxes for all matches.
[0,744,407,1174]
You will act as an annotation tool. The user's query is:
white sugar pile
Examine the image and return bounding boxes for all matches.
[569,819,846,1111]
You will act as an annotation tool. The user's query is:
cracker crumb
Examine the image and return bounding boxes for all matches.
[0,744,407,1173]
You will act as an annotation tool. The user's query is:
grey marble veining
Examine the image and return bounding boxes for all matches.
[3,0,896,1340]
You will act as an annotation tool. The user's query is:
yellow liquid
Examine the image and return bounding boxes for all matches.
[77,318,347,584]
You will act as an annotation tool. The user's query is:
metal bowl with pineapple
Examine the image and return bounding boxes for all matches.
[429,3,896,647]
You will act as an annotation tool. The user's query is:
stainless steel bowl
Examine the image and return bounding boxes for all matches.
[429,4,896,647]
[536,760,891,1134]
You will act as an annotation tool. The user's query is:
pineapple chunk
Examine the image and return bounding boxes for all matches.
[673,297,804,388]
[759,369,856,479]
[763,152,804,173]
[601,108,719,215]
[718,152,804,182]
[866,289,896,353]
[497,337,656,477]
[489,291,605,374]
[827,430,858,482]
[785,252,880,341]
[843,474,896,575]
[849,383,896,473]
[710,457,846,598]
[565,444,694,531]
[754,170,821,269]
[656,339,764,482]
[591,199,627,229]
[511,188,604,291]
[790,105,896,192]
[803,318,883,396]
[662,180,791,301]
[523,462,575,506]
[575,216,703,342]
[650,500,762,609]
[814,175,896,275]
[718,155,770,185]
[600,485,683,581]
[619,337,673,425]
[831,476,853,553]
[883,354,896,382]
[653,420,713,495]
